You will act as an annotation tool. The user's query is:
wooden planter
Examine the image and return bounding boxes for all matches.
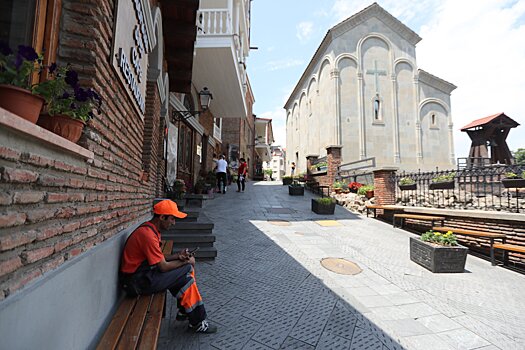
[0,85,44,124]
[311,199,336,214]
[365,190,374,199]
[399,183,417,191]
[37,114,85,143]
[501,178,525,188]
[288,185,304,196]
[282,178,293,185]
[429,180,455,190]
[409,237,468,273]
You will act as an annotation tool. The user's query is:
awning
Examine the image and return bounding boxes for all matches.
[161,0,199,93]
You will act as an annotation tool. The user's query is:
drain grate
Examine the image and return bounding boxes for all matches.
[268,220,291,226]
[321,258,362,275]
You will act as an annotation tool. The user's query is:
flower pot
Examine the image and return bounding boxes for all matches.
[282,178,293,185]
[429,180,454,190]
[365,190,374,199]
[399,183,417,191]
[334,188,342,194]
[37,114,85,143]
[501,178,525,188]
[288,185,304,196]
[409,237,468,273]
[0,85,44,124]
[311,199,336,214]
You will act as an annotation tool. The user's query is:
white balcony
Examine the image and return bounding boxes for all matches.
[192,2,250,119]
[213,122,222,143]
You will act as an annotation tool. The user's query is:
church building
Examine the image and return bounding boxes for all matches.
[285,3,457,173]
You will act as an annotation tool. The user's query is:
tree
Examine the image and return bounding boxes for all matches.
[513,148,525,165]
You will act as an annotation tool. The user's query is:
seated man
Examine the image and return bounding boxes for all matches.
[120,199,217,333]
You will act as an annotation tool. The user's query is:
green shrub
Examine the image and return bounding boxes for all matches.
[399,177,415,185]
[314,197,336,205]
[421,230,458,246]
[282,175,293,180]
[431,172,455,183]
[333,180,344,189]
[357,184,374,195]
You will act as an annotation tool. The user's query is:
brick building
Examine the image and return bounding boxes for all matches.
[0,0,252,348]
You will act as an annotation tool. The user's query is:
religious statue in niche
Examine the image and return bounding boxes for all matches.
[373,95,381,120]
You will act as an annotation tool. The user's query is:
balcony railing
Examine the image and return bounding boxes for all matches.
[213,123,221,142]
[199,9,231,35]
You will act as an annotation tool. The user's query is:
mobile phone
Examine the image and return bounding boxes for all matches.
[188,247,199,256]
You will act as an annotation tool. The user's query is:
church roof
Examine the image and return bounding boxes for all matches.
[284,2,422,109]
[418,70,456,94]
[460,112,520,131]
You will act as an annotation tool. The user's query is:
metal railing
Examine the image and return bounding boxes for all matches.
[392,165,525,213]
[336,157,375,185]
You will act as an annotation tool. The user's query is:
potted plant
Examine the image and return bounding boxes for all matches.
[316,161,328,171]
[357,184,375,199]
[399,177,417,190]
[288,181,304,196]
[312,197,336,214]
[501,171,525,188]
[194,177,206,194]
[264,168,273,181]
[429,173,455,190]
[0,42,45,123]
[332,180,344,194]
[282,175,293,185]
[34,64,102,143]
[348,181,363,193]
[410,230,468,273]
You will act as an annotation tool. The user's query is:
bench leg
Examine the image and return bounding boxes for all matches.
[393,216,396,228]
[490,238,495,266]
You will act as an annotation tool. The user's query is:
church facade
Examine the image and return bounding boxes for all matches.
[285,3,457,173]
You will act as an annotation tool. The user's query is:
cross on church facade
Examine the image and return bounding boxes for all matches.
[366,60,387,93]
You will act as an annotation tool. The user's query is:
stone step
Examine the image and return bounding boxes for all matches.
[167,233,216,244]
[194,246,217,260]
[178,210,200,222]
[174,221,214,231]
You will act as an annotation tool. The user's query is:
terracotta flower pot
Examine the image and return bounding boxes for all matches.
[37,114,85,143]
[0,85,44,124]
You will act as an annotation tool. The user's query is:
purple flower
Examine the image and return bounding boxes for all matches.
[61,92,70,99]
[0,41,12,56]
[74,87,88,102]
[17,45,38,61]
[14,54,23,70]
[70,102,77,110]
[48,63,57,74]
[65,70,78,87]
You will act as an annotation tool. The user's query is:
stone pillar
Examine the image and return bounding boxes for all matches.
[373,168,398,205]
[305,154,319,181]
[330,68,341,145]
[326,145,343,188]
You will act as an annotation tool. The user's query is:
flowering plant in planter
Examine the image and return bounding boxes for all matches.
[0,42,43,89]
[34,64,102,122]
[421,230,458,246]
[348,181,363,192]
[357,184,374,198]
[399,177,415,185]
[431,173,455,183]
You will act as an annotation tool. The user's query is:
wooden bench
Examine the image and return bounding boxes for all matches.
[432,227,506,266]
[492,243,524,266]
[393,214,445,229]
[97,240,173,350]
[365,205,392,218]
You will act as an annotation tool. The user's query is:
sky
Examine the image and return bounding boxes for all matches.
[246,0,525,160]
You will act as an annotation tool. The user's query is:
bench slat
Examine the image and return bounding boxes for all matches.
[493,243,525,254]
[96,297,138,350]
[432,227,506,238]
[137,294,166,350]
[116,296,153,350]
[394,214,445,220]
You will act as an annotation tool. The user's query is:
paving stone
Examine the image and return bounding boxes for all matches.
[210,317,262,350]
[437,328,491,350]
[242,339,274,350]
[349,327,384,350]
[280,337,316,350]
[315,331,352,350]
[251,312,300,349]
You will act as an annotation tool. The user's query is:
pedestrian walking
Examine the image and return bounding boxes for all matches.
[215,154,228,193]
[237,158,248,192]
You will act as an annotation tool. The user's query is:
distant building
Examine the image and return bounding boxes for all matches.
[285,3,456,172]
[270,146,286,181]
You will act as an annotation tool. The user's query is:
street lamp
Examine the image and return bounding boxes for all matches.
[172,87,213,121]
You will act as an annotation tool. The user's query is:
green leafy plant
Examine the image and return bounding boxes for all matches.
[333,180,344,189]
[504,171,525,179]
[33,64,101,122]
[289,182,303,187]
[314,197,336,205]
[357,184,374,196]
[264,169,273,176]
[420,230,458,246]
[205,171,217,185]
[282,176,293,180]
[0,42,43,90]
[399,177,415,185]
[316,161,327,168]
[431,172,455,183]
[171,179,186,199]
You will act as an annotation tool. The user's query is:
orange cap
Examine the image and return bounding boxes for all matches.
[153,200,187,218]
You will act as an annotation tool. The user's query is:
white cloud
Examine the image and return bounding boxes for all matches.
[266,59,304,71]
[296,21,314,43]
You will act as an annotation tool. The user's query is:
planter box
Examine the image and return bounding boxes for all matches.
[282,178,293,185]
[429,181,455,190]
[409,237,468,273]
[399,183,417,191]
[501,178,525,188]
[311,199,336,214]
[288,185,304,196]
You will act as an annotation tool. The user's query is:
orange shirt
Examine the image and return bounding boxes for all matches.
[120,222,164,274]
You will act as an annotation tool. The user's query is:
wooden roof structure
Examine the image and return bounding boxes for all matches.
[460,113,520,165]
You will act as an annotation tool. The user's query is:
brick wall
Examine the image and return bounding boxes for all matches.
[0,0,165,299]
[373,169,396,205]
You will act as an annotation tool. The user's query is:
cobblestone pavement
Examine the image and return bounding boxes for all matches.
[158,182,525,350]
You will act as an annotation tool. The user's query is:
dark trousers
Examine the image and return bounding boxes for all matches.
[237,176,245,191]
[216,172,227,191]
[140,264,206,325]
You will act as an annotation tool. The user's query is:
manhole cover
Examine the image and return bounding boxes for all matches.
[321,258,362,275]
[268,220,291,226]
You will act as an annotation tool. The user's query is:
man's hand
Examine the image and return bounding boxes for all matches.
[178,248,191,261]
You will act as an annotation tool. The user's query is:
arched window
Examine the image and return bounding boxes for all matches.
[372,94,383,123]
[431,113,436,125]
[374,98,380,120]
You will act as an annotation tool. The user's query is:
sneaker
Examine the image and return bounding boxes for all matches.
[189,320,217,333]
[176,311,188,321]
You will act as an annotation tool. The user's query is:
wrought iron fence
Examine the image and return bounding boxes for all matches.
[392,165,525,213]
